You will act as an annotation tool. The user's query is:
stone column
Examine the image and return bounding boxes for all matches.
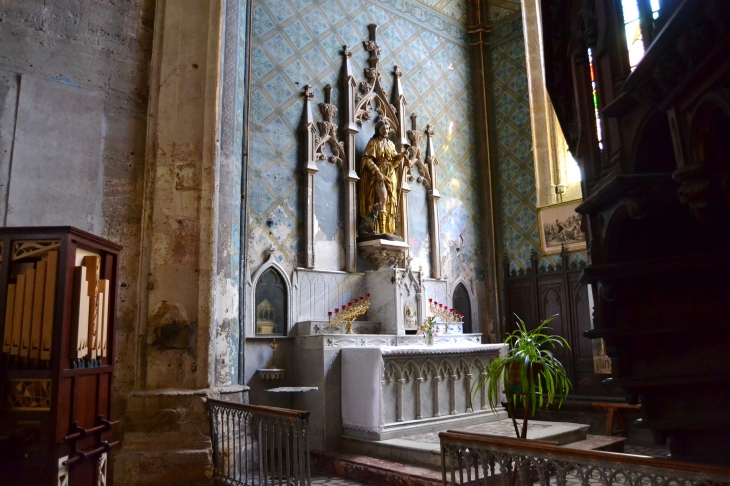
[467,0,500,339]
[396,378,405,422]
[449,374,458,415]
[115,1,247,484]
[465,373,473,413]
[479,371,488,410]
[424,125,442,278]
[303,87,318,269]
[432,376,441,417]
[415,377,424,419]
[342,46,361,273]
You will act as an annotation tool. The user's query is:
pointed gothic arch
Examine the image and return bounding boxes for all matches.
[452,279,475,334]
[245,255,294,337]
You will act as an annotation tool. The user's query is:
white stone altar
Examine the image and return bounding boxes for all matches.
[288,267,506,451]
[292,327,506,451]
[341,344,507,441]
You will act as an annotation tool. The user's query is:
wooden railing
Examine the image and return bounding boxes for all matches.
[439,430,730,486]
[208,399,311,486]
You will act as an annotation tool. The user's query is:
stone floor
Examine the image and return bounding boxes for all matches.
[311,475,372,485]
[402,418,550,444]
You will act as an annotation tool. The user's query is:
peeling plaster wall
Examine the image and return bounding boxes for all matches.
[213,0,249,388]
[0,0,154,412]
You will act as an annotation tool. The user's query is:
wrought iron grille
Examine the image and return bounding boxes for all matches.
[208,399,311,486]
[439,431,730,486]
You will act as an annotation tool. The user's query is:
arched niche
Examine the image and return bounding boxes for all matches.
[246,256,294,337]
[451,279,475,334]
[407,163,431,275]
[632,111,676,174]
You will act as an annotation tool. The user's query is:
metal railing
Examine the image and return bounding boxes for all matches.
[440,431,730,486]
[209,399,311,486]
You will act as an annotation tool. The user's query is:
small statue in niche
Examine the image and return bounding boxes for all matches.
[256,299,276,335]
[359,120,409,239]
[404,300,417,329]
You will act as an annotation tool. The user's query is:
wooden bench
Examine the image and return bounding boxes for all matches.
[591,402,641,437]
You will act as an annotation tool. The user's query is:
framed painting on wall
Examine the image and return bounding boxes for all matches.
[537,201,586,255]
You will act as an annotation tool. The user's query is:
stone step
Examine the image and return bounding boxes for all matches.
[312,451,446,486]
[342,419,591,468]
[316,435,625,485]
[342,435,443,468]
[563,434,627,453]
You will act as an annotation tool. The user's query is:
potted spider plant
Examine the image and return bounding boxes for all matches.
[476,314,572,439]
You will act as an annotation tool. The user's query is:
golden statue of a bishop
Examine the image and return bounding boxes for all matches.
[358,120,408,237]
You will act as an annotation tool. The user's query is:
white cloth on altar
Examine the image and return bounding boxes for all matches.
[378,341,500,356]
[341,347,384,433]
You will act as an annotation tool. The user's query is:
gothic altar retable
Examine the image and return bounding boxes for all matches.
[248,24,505,452]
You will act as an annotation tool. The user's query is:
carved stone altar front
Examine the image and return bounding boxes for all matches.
[341,345,507,440]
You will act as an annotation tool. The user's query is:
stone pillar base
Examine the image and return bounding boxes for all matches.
[114,386,249,485]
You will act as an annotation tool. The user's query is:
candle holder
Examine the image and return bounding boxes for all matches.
[428,299,463,333]
[328,294,371,334]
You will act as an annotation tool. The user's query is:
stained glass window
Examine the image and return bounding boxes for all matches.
[622,0,661,70]
[587,47,603,151]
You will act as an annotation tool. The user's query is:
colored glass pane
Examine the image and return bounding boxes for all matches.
[587,47,603,151]
[622,0,661,70]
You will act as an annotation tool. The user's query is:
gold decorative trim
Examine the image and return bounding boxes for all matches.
[13,240,61,261]
[7,378,52,410]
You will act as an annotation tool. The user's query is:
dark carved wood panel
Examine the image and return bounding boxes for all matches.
[505,283,537,334]
[538,283,570,366]
[504,249,621,398]
[541,0,730,461]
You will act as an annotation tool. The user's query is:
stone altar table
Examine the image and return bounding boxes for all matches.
[282,258,493,452]
[292,329,506,451]
[341,343,507,440]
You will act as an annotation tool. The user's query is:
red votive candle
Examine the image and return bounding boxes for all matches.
[366,293,370,298]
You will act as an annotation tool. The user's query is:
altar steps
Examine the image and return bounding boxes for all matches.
[341,419,597,469]
[315,436,627,486]
[312,450,445,486]
[318,419,628,484]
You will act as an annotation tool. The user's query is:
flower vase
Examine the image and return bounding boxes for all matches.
[425,333,434,346]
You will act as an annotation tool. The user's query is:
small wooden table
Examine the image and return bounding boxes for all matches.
[591,402,641,437]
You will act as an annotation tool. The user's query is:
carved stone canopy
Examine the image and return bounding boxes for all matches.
[300,24,443,277]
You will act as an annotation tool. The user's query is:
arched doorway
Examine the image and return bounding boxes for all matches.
[452,283,472,334]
